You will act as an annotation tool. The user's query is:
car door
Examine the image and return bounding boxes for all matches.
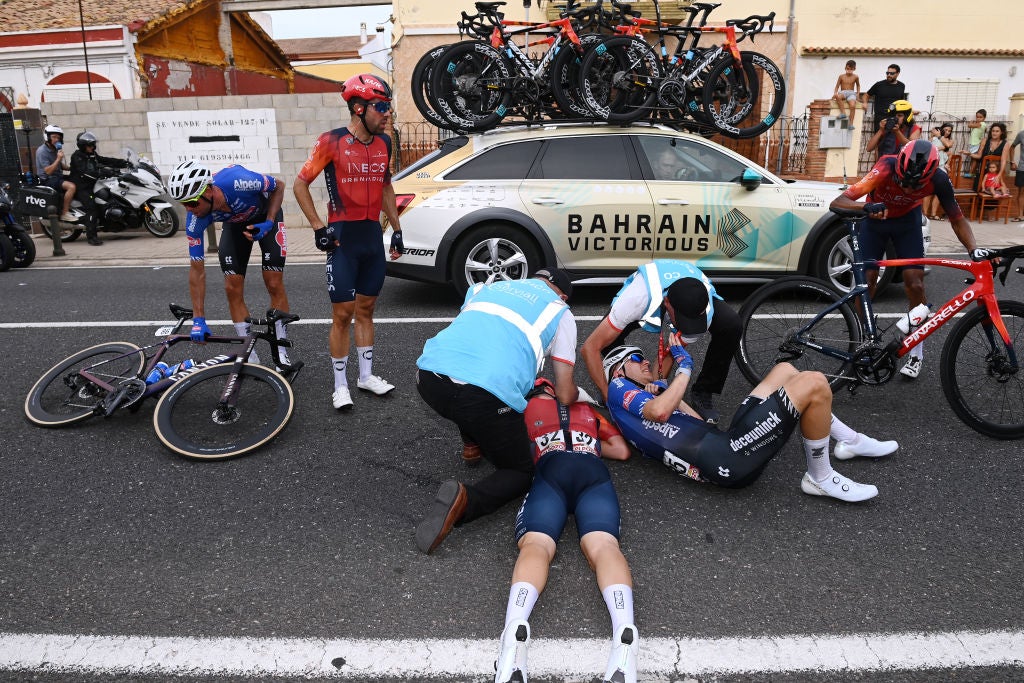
[633,134,794,275]
[520,134,656,272]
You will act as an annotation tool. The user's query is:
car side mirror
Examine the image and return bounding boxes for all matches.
[740,167,762,191]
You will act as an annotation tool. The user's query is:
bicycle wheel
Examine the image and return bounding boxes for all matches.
[737,276,861,387]
[412,44,462,130]
[153,363,294,460]
[578,35,661,124]
[550,33,604,119]
[939,300,1024,439]
[429,41,513,132]
[25,342,145,427]
[701,51,785,139]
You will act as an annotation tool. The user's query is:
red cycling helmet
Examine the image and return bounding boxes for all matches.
[341,74,392,103]
[894,139,939,189]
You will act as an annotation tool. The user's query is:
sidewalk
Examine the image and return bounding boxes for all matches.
[24,215,1024,270]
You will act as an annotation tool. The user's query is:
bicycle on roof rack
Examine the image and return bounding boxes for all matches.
[25,303,304,459]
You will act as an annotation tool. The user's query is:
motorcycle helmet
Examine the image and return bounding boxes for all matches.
[341,74,392,108]
[602,345,645,382]
[44,125,64,142]
[895,139,939,189]
[885,99,914,125]
[76,131,98,152]
[167,159,213,202]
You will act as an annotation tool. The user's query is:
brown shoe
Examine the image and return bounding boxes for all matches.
[461,441,482,467]
[415,480,467,554]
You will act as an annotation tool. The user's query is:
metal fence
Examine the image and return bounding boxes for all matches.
[394,113,810,176]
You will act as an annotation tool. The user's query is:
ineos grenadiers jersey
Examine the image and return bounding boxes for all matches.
[524,397,621,465]
[296,127,392,222]
[185,165,277,261]
[842,156,963,221]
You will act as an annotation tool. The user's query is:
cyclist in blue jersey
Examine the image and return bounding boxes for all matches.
[167,160,291,364]
[494,379,637,683]
[602,342,898,502]
[580,260,740,424]
[415,268,579,554]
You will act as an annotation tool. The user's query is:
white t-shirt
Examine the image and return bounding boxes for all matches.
[549,311,578,367]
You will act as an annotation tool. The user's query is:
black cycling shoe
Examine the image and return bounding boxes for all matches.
[690,390,720,425]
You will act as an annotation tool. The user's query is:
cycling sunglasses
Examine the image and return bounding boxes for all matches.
[370,101,392,114]
[626,353,647,364]
[181,193,211,208]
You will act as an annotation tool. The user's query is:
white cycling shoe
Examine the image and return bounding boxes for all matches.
[331,386,353,411]
[801,471,878,502]
[356,374,395,395]
[603,624,638,683]
[494,619,530,683]
[833,434,898,460]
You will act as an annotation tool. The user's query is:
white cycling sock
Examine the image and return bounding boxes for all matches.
[829,414,858,444]
[234,321,260,364]
[504,582,539,626]
[602,584,635,635]
[803,436,832,481]
[357,345,374,381]
[332,357,348,390]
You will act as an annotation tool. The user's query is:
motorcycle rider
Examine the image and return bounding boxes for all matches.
[69,131,130,246]
[34,125,76,222]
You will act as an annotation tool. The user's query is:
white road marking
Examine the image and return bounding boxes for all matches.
[0,317,607,329]
[2,629,1022,678]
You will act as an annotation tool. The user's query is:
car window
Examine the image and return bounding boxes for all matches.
[636,135,751,183]
[393,136,468,181]
[534,136,634,180]
[444,140,543,180]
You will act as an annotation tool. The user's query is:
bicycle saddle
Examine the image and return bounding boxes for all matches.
[830,207,867,220]
[169,303,194,320]
[475,1,506,11]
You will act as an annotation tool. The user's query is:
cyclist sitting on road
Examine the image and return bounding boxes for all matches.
[602,343,896,502]
[494,379,637,683]
[167,160,291,366]
[829,139,983,380]
[581,260,739,424]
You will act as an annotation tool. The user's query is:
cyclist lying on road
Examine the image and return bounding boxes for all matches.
[602,341,897,502]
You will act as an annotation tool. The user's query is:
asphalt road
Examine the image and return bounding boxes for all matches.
[2,263,1023,682]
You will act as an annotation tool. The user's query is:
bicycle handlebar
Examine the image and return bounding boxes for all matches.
[725,12,775,41]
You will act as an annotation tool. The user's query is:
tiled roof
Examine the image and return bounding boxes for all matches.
[802,46,1024,57]
[276,36,364,59]
[0,0,191,33]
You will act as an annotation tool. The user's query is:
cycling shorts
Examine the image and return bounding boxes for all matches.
[858,207,925,271]
[325,219,386,303]
[680,386,801,488]
[217,209,287,277]
[514,450,620,543]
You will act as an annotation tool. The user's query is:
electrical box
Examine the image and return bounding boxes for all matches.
[818,116,853,149]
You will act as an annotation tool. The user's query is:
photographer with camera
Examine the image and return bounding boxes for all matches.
[865,99,921,161]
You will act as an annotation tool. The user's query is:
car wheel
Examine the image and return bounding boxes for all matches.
[449,225,542,298]
[813,221,895,294]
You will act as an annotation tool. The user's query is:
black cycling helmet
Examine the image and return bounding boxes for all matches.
[895,139,939,189]
[76,131,98,152]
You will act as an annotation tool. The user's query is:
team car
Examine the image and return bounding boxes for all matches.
[383,123,928,296]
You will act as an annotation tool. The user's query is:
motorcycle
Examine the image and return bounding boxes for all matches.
[0,182,36,270]
[55,148,179,239]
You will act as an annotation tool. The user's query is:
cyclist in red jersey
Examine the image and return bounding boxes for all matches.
[830,139,983,379]
[294,74,404,410]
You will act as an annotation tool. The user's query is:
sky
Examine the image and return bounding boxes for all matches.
[263,6,394,40]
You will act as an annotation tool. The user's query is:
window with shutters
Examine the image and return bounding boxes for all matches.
[930,79,1000,118]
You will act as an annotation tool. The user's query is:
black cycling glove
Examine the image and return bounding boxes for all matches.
[389,231,404,258]
[863,202,887,216]
[314,225,338,252]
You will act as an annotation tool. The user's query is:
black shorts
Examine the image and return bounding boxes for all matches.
[859,208,925,271]
[217,209,286,277]
[326,219,386,303]
[1016,171,1024,189]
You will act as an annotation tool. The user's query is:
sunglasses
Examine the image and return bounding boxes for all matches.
[181,194,210,208]
[370,101,392,114]
[886,71,897,75]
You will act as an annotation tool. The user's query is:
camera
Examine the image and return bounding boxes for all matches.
[884,117,897,131]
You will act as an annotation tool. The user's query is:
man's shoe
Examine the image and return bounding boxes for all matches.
[60,211,77,222]
[603,624,639,683]
[800,471,878,503]
[415,480,467,554]
[494,619,530,683]
[462,441,482,467]
[86,235,103,246]
[689,390,720,425]
[899,355,922,379]
[356,374,395,395]
[331,386,353,411]
[834,434,898,460]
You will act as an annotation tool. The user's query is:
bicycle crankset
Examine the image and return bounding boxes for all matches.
[99,378,147,416]
[852,343,896,385]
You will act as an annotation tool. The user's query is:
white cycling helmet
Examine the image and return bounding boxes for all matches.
[602,345,645,382]
[168,160,213,202]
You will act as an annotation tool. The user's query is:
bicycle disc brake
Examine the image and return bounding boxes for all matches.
[852,342,896,385]
[986,350,1018,383]
[211,404,241,425]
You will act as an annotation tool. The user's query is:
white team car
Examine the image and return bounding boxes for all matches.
[384,123,927,296]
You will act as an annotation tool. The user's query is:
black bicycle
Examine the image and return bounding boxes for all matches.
[25,303,303,459]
